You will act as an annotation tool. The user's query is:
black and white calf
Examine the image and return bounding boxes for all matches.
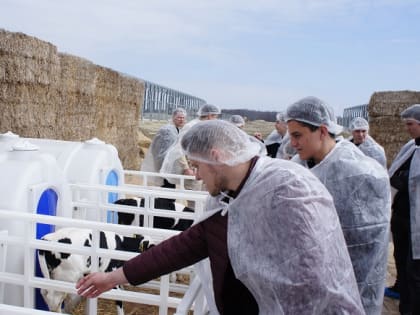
[115,198,194,231]
[37,228,153,314]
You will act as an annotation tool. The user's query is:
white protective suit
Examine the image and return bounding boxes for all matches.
[292,139,391,315]
[141,123,179,173]
[389,139,420,258]
[199,157,364,314]
[264,129,283,146]
[350,135,387,168]
[160,119,199,183]
[277,132,297,159]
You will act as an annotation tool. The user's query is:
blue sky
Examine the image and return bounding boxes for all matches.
[1,0,419,116]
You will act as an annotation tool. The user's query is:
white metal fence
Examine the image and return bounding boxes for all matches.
[0,171,210,315]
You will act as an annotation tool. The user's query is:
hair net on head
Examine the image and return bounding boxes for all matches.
[276,112,286,122]
[401,104,420,123]
[349,117,369,131]
[172,107,187,117]
[181,120,261,166]
[197,104,221,116]
[229,115,245,127]
[285,96,343,135]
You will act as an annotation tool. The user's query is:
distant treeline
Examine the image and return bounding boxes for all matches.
[221,109,277,122]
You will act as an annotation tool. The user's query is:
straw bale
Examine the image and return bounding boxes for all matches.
[369,90,420,117]
[0,29,145,170]
[0,29,60,85]
[0,29,57,59]
[59,53,96,94]
[137,130,151,161]
[138,130,151,148]
[368,90,420,165]
[0,83,59,137]
[0,54,60,85]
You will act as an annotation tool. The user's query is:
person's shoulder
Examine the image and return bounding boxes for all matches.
[255,158,333,200]
[156,123,177,136]
[401,139,416,150]
[255,156,315,182]
[158,123,175,131]
[363,136,383,149]
[391,139,417,163]
[328,141,384,171]
[335,139,364,157]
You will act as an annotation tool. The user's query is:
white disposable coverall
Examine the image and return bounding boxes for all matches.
[389,139,420,258]
[350,135,387,168]
[141,123,178,173]
[292,139,391,315]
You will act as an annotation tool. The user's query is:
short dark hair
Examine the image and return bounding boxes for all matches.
[295,121,335,139]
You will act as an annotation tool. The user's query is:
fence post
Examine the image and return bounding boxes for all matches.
[23,220,34,308]
[159,275,170,315]
[85,229,100,315]
[0,230,7,304]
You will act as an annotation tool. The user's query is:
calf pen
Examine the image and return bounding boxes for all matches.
[0,171,211,315]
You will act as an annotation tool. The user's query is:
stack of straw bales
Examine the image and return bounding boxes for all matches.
[368,90,420,166]
[0,29,144,169]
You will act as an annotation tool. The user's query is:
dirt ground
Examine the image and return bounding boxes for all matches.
[139,118,277,141]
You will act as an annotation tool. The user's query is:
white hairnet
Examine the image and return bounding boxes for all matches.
[276,112,286,122]
[229,115,245,127]
[349,117,369,131]
[172,107,187,117]
[401,104,420,123]
[197,104,221,116]
[285,96,343,135]
[181,120,261,166]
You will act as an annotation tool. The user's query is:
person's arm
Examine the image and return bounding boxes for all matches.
[177,155,195,175]
[76,222,208,297]
[123,221,207,284]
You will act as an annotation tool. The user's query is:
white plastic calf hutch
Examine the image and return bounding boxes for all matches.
[0,140,72,310]
[23,137,124,223]
[0,131,20,152]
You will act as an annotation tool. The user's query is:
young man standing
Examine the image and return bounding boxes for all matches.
[388,104,420,315]
[286,96,391,315]
[348,117,387,168]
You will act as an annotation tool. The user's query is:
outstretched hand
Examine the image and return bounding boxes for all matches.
[254,132,263,142]
[76,268,127,298]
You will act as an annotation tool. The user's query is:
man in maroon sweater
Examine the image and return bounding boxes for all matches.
[77,120,364,314]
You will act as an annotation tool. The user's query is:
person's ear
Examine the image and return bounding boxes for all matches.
[319,125,330,138]
[210,149,221,162]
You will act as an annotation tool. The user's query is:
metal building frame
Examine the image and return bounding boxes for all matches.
[142,81,206,121]
[340,104,369,129]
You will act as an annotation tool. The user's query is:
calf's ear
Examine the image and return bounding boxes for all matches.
[139,240,155,253]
